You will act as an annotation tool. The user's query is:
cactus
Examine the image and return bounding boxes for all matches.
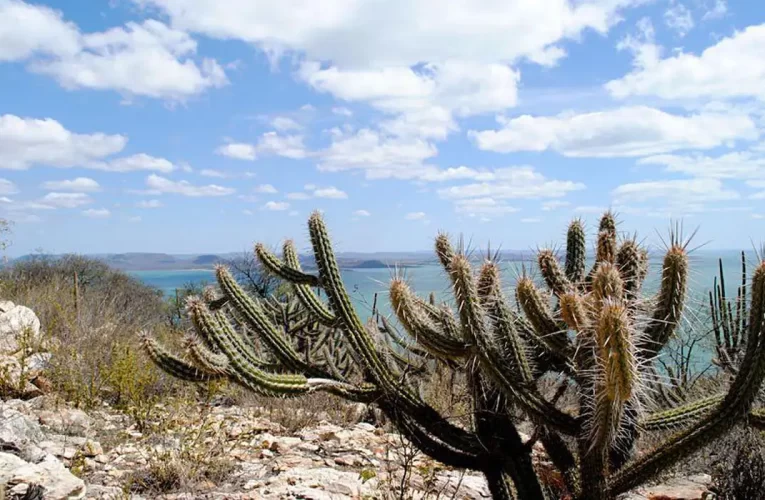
[143,211,765,499]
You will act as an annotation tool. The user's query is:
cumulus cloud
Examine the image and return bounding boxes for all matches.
[41,177,100,192]
[136,0,638,69]
[606,24,765,102]
[216,133,307,161]
[470,106,757,157]
[404,211,426,220]
[612,178,739,204]
[437,166,584,201]
[664,3,694,37]
[146,174,235,196]
[263,201,290,211]
[638,152,765,180]
[254,184,277,194]
[82,208,111,218]
[313,186,347,199]
[38,192,93,208]
[1,2,226,100]
[0,115,176,172]
[216,143,257,161]
[353,209,370,217]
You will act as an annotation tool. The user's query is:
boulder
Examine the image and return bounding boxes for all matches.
[0,404,45,462]
[0,452,86,499]
[0,302,42,355]
[38,409,93,436]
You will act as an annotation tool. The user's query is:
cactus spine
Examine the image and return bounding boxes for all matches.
[144,211,765,499]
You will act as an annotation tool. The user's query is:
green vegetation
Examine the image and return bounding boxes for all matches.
[143,210,765,499]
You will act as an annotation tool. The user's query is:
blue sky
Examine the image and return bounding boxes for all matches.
[0,0,764,256]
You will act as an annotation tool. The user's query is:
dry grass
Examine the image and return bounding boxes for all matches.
[0,255,180,409]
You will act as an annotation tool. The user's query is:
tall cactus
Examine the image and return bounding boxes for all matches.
[143,211,765,499]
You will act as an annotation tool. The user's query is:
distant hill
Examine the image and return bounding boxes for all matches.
[192,255,222,266]
[7,250,539,272]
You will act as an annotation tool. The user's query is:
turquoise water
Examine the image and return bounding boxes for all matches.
[129,250,756,319]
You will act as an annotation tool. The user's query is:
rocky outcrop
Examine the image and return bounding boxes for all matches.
[0,396,716,500]
[0,301,50,399]
[0,400,86,499]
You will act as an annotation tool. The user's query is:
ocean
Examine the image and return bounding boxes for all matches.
[128,249,757,320]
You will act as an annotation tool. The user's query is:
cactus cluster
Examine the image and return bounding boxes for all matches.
[143,211,765,499]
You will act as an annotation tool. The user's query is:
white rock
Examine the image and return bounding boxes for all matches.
[0,452,86,499]
[0,304,42,355]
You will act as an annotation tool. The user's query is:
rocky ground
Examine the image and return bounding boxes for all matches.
[0,395,716,500]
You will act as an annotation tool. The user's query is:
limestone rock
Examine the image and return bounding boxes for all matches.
[0,452,86,499]
[0,303,42,355]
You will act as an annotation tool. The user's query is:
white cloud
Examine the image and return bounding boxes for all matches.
[200,169,227,178]
[542,200,570,211]
[255,132,307,159]
[353,209,370,217]
[137,0,639,70]
[606,24,765,102]
[318,128,438,179]
[146,174,235,196]
[313,186,347,199]
[437,166,585,201]
[127,215,142,223]
[41,177,100,192]
[0,0,79,61]
[638,152,765,180]
[0,114,126,170]
[664,3,693,37]
[0,179,18,195]
[39,192,92,208]
[0,0,227,100]
[263,201,290,211]
[286,192,310,200]
[332,107,353,117]
[216,133,307,161]
[136,199,163,208]
[82,208,111,218]
[271,116,302,131]
[254,184,278,194]
[90,153,176,173]
[454,198,519,216]
[612,178,739,204]
[470,106,757,157]
[702,0,727,20]
[405,211,426,220]
[216,143,257,161]
[300,61,519,140]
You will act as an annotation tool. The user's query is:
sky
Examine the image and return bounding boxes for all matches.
[0,0,764,256]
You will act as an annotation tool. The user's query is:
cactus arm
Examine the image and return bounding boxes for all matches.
[538,249,573,297]
[616,239,644,297]
[435,232,455,270]
[565,218,587,283]
[281,240,337,325]
[640,245,688,359]
[639,395,724,431]
[307,212,486,454]
[450,254,580,435]
[390,279,470,359]
[140,334,223,382]
[215,265,325,375]
[184,336,230,375]
[255,242,321,287]
[516,277,573,363]
[609,261,765,496]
